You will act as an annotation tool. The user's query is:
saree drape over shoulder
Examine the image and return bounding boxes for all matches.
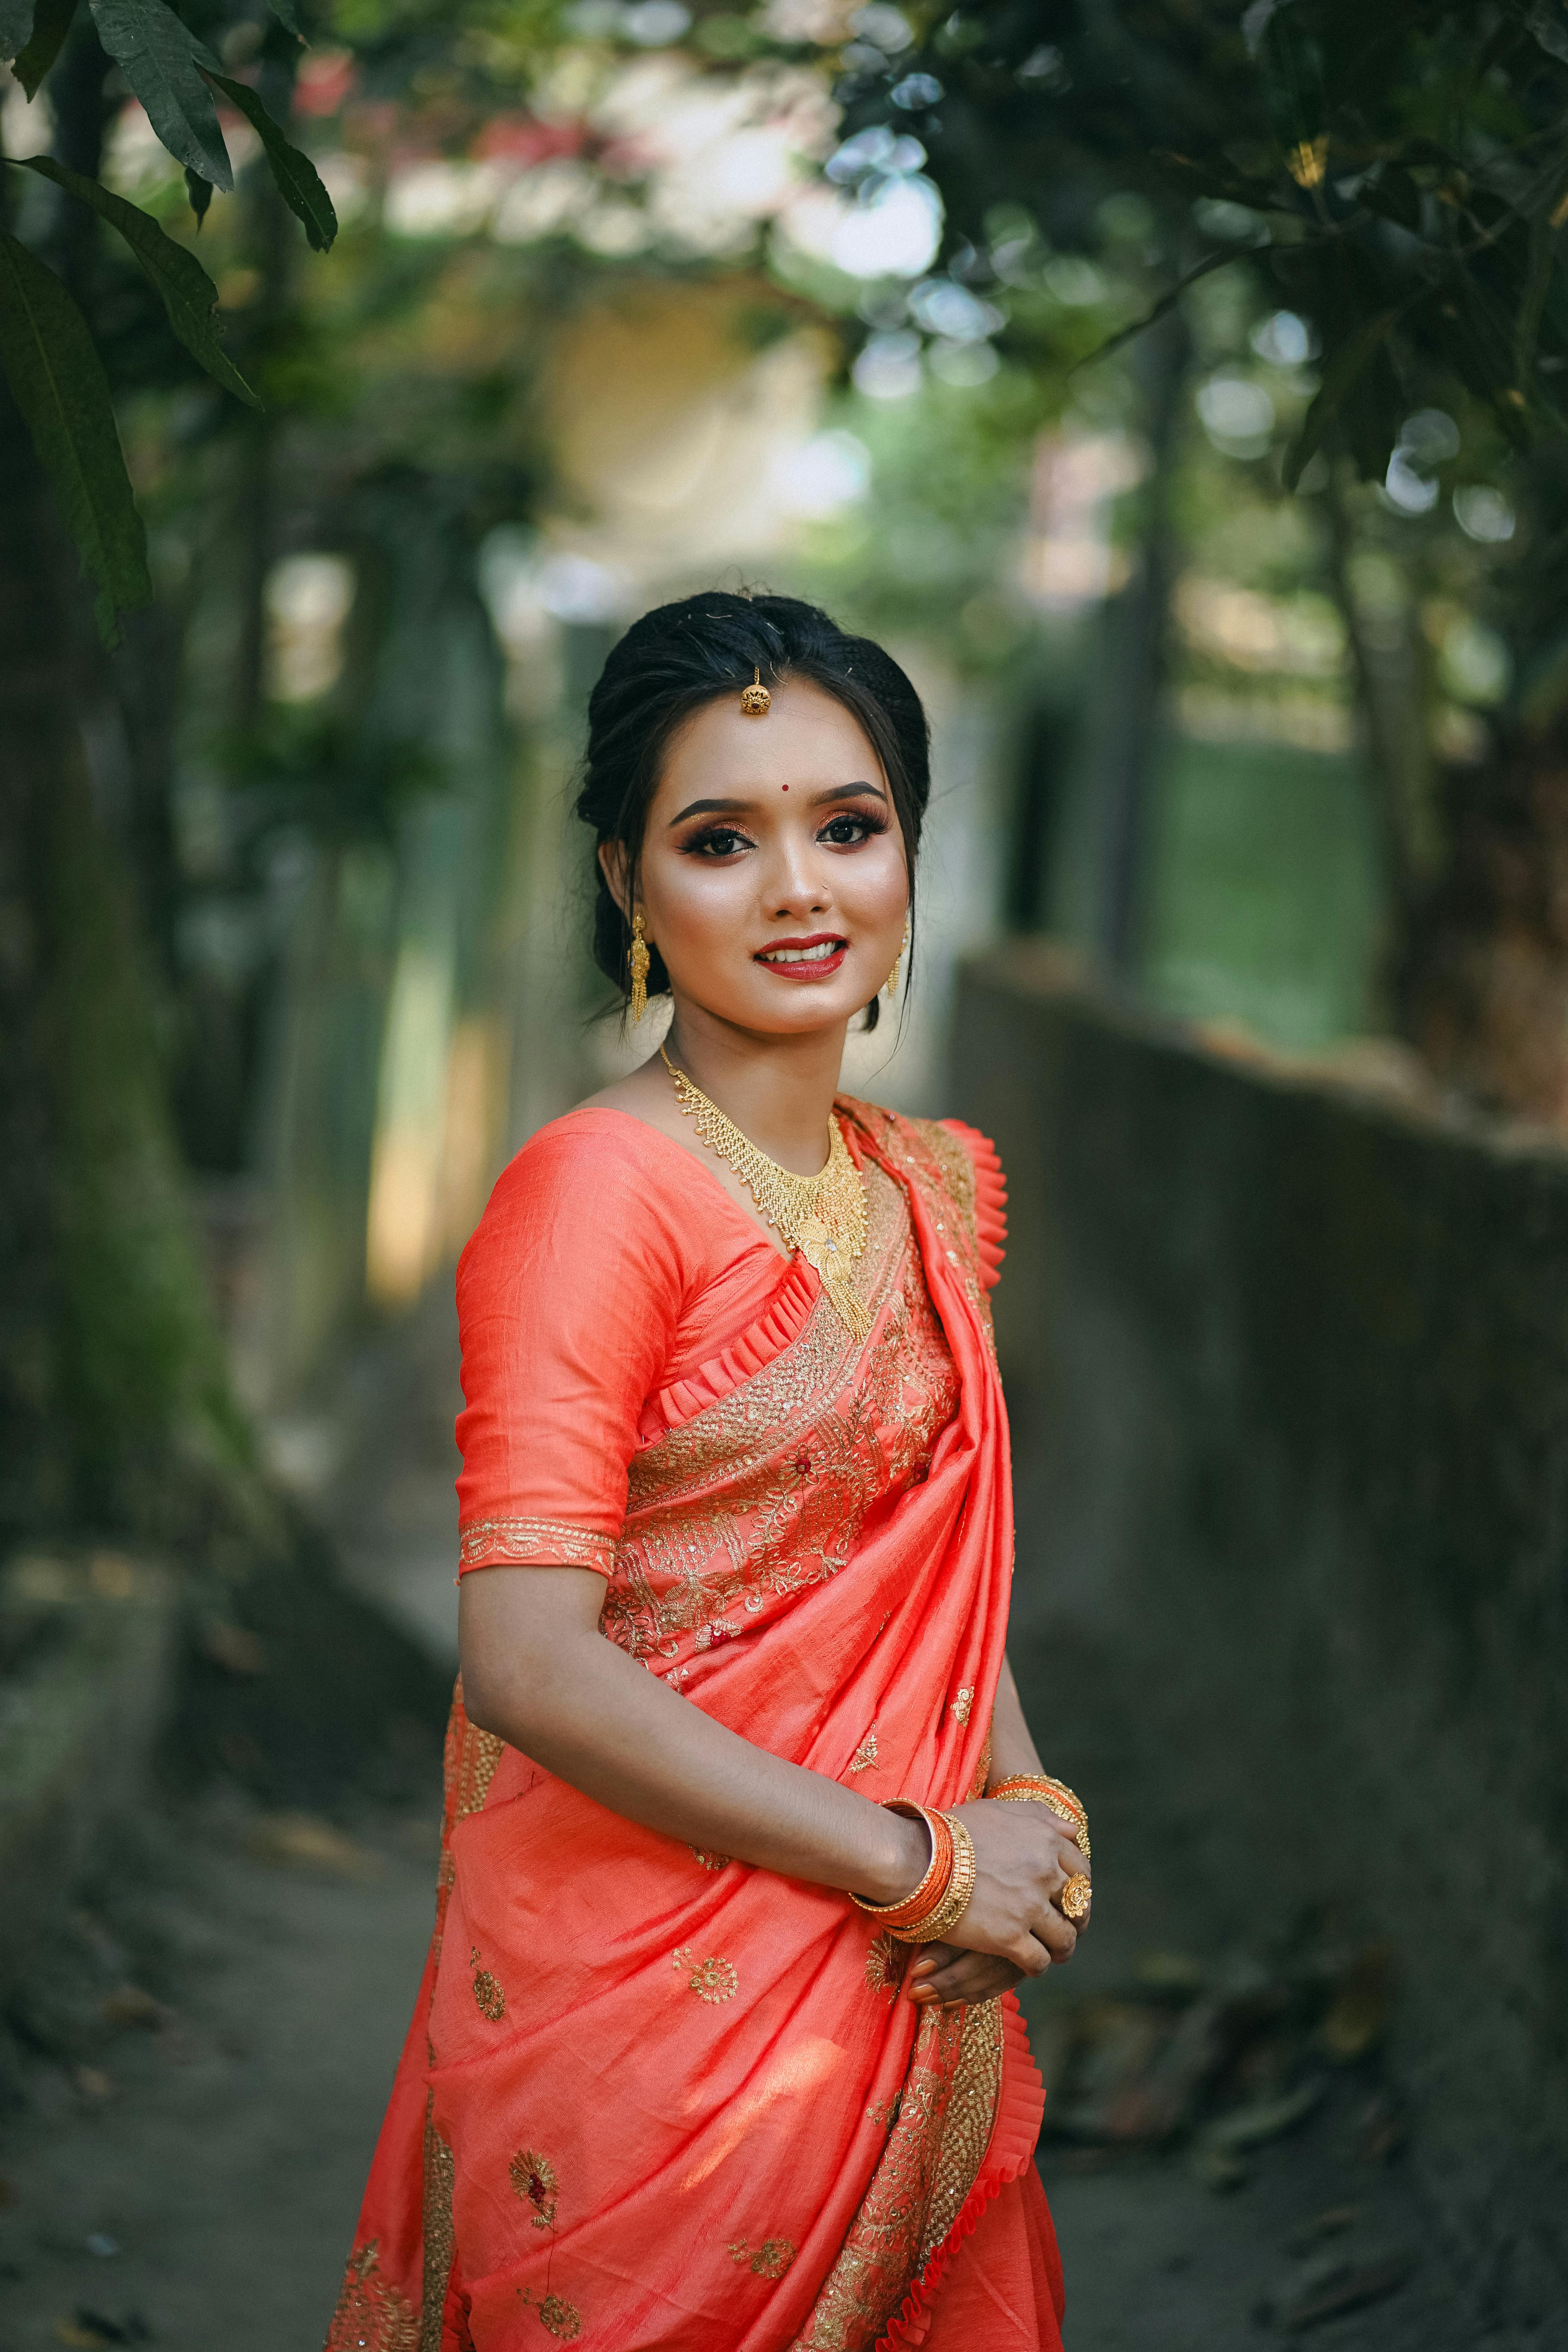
[326,1100,1065,2352]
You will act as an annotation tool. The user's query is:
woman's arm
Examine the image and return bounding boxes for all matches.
[910,1651,1085,2011]
[987,1651,1046,1784]
[459,1569,1081,1975]
[461,1564,927,1900]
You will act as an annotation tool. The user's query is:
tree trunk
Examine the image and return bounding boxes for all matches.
[1393,723,1568,1124]
[0,390,264,1556]
[1379,440,1568,1125]
[1086,307,1191,975]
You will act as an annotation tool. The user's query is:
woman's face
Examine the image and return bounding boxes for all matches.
[606,676,911,1038]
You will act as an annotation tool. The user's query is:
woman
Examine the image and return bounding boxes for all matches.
[326,592,1090,2352]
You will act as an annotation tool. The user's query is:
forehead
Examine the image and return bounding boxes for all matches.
[652,676,885,807]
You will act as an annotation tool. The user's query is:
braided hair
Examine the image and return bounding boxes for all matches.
[575,590,929,1030]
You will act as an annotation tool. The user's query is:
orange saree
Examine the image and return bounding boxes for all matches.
[325,1098,1064,2352]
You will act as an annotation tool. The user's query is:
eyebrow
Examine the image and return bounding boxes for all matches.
[668,779,888,826]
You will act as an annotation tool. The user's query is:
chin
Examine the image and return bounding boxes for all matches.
[748,980,874,1031]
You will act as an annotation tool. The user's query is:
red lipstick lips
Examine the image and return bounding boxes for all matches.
[754,932,849,981]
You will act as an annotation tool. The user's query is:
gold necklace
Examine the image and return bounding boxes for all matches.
[660,1045,871,1339]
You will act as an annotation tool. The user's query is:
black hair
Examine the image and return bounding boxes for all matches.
[575,589,929,1031]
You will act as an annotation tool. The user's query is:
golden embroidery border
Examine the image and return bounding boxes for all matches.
[624,1161,911,1516]
[458,1516,617,1573]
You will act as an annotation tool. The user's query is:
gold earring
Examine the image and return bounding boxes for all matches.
[629,909,650,1023]
[740,665,771,716]
[886,915,910,1000]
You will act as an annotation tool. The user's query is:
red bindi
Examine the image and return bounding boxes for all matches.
[781,784,789,792]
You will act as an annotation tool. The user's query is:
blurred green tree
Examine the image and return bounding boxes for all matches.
[0,0,333,1557]
[0,0,549,1561]
[831,0,1568,1116]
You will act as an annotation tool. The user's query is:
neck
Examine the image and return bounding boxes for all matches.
[663,1000,849,1178]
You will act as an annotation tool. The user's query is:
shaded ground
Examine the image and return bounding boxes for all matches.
[0,1296,1486,2351]
[0,1803,436,2352]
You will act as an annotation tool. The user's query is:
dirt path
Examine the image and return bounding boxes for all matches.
[0,1802,436,2352]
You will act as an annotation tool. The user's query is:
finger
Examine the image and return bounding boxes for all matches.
[911,1952,991,2002]
[1036,1906,1078,1964]
[922,1954,1023,2007]
[1005,1930,1053,1978]
[908,1945,960,1983]
[1056,1868,1093,1930]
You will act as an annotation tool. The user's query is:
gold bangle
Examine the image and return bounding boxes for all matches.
[893,1813,976,1944]
[989,1772,1086,1819]
[988,1784,1091,1861]
[860,1806,945,1919]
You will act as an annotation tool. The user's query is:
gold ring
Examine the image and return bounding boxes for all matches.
[1059,1873,1092,1924]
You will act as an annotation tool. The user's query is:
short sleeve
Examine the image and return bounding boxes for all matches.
[454,1114,688,1575]
[937,1119,1007,1290]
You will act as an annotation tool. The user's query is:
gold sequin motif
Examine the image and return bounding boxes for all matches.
[690,1846,730,1870]
[728,2236,797,2278]
[521,2288,582,2340]
[864,1931,905,2000]
[470,1948,506,2022]
[848,1726,879,1774]
[510,2148,558,2229]
[673,1945,739,2004]
[323,2239,418,2352]
[419,2083,455,2352]
[950,1688,973,1727]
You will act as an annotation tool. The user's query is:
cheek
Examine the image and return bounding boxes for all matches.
[644,856,751,955]
[840,835,911,920]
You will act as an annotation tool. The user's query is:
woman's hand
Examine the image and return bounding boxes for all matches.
[905,1799,1087,2000]
[908,1945,1026,2008]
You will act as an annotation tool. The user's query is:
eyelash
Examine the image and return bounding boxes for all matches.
[682,812,887,858]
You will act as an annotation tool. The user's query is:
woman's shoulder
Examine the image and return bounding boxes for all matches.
[838,1096,1007,1287]
[458,1107,697,1287]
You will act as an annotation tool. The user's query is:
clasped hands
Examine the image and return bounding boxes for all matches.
[906,1799,1088,2013]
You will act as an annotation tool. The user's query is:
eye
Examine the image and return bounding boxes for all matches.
[818,811,886,847]
[683,824,752,858]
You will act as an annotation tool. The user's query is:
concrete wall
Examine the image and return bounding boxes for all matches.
[955,944,1568,2329]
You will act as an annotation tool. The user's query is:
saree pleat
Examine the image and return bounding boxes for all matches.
[325,1100,1057,2352]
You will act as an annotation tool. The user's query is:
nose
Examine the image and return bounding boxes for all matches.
[763,829,833,922]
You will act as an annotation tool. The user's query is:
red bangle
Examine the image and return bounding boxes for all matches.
[987,1774,1090,1859]
[989,1773,1085,1822]
[850,1802,953,1931]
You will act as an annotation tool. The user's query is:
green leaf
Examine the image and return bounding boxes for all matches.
[203,68,336,250]
[1362,167,1423,236]
[14,153,259,406]
[1078,245,1247,370]
[87,0,233,192]
[1255,8,1327,158]
[15,0,77,95]
[184,164,212,227]
[0,231,150,644]
[1283,308,1400,489]
[1525,2,1568,67]
[1152,148,1277,209]
[0,0,37,63]
[263,0,303,38]
[1514,184,1566,388]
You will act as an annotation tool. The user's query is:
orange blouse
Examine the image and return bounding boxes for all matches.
[456,1109,869,1574]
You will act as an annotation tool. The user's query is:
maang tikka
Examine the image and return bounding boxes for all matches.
[740,666,771,716]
